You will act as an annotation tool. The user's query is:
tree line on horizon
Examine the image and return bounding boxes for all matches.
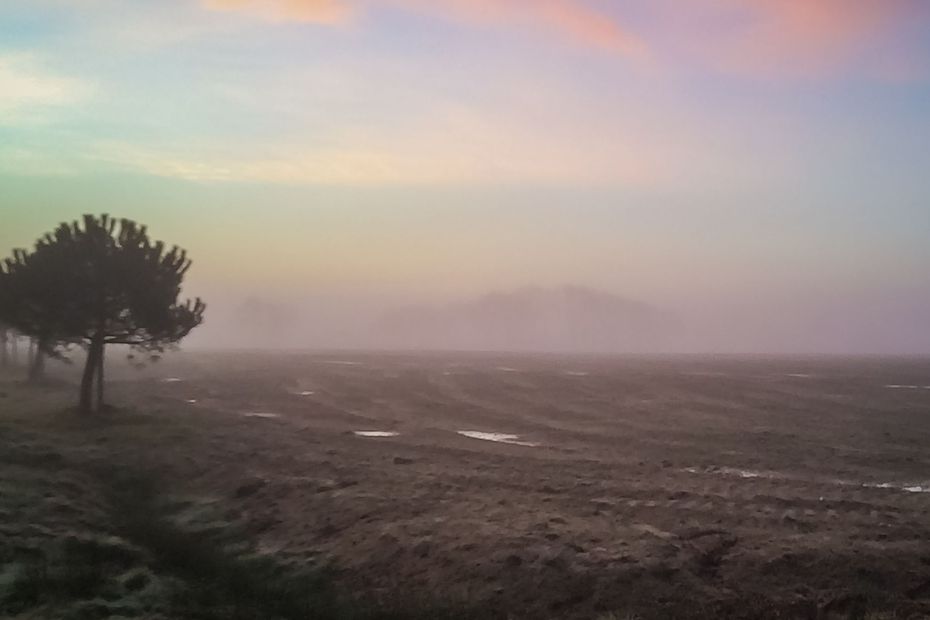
[0,214,206,414]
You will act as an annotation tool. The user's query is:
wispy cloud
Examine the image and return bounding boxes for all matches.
[0,147,82,177]
[88,136,656,187]
[198,0,926,78]
[202,0,353,24]
[87,95,661,187]
[200,0,647,57]
[0,54,93,123]
[706,0,925,77]
[394,0,647,57]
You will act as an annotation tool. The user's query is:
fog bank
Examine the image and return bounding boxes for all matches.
[185,285,930,356]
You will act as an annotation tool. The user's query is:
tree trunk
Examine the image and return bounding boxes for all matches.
[28,340,46,383]
[79,341,101,414]
[96,341,105,410]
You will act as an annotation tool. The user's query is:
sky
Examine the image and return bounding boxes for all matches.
[1,0,929,353]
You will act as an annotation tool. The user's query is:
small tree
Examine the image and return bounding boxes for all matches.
[0,322,8,368]
[0,215,206,411]
[0,246,74,381]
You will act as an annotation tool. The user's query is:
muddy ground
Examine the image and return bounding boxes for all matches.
[2,352,930,618]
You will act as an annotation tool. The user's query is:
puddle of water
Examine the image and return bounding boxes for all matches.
[298,391,315,396]
[681,371,729,377]
[685,466,775,479]
[786,373,813,378]
[353,431,400,438]
[863,481,930,494]
[457,431,539,447]
[161,378,184,383]
[243,412,281,419]
[564,371,590,377]
[185,399,198,404]
[861,482,895,489]
[727,469,765,479]
[686,466,930,495]
[321,360,362,366]
[885,384,922,389]
[495,367,520,373]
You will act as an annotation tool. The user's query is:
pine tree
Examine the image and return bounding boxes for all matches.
[0,214,206,411]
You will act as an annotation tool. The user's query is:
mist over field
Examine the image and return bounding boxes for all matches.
[185,285,930,355]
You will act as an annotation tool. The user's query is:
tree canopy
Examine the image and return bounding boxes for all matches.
[0,214,205,411]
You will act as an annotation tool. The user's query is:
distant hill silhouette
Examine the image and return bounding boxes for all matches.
[376,286,669,352]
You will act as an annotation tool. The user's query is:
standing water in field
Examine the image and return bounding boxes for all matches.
[457,431,539,447]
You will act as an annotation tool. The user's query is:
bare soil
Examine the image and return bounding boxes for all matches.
[2,352,930,619]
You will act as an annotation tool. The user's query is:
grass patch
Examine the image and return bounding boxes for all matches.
[1,535,144,617]
[101,470,476,620]
[0,467,445,619]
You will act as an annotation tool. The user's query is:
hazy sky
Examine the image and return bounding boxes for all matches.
[1,1,929,352]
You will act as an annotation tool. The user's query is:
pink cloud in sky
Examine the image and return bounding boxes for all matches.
[201,0,647,57]
[202,0,354,24]
[702,0,924,76]
[395,0,647,57]
[200,0,925,77]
